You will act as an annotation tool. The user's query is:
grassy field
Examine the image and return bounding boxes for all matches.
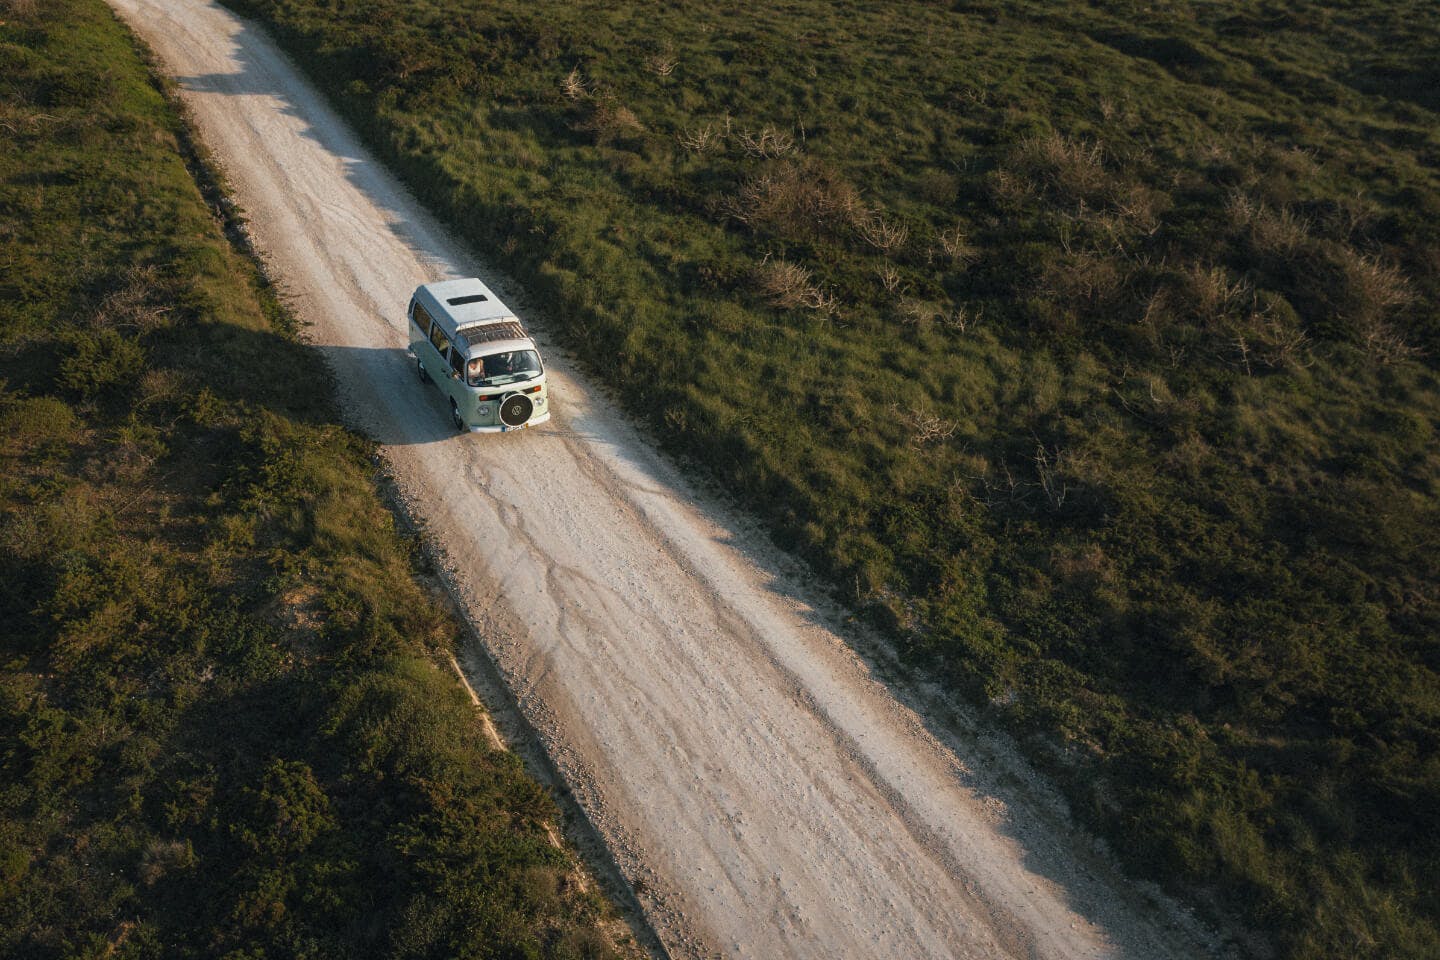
[210,0,1440,956]
[0,2,629,957]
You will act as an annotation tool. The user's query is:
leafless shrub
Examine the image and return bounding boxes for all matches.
[987,168,1034,206]
[95,265,171,332]
[1343,253,1414,318]
[1033,444,1080,511]
[676,122,722,154]
[1325,191,1378,241]
[1255,318,1311,370]
[896,297,938,326]
[939,304,983,333]
[1196,139,1232,165]
[137,369,185,409]
[1358,320,1424,365]
[891,404,958,446]
[856,213,909,253]
[737,124,796,159]
[720,160,861,238]
[645,50,678,77]
[1039,248,1127,306]
[1223,190,1258,230]
[756,257,836,313]
[0,93,59,134]
[876,264,905,293]
[1229,192,1314,259]
[1183,263,1252,325]
[1013,132,1108,201]
[1231,335,1255,376]
[1108,181,1161,236]
[582,97,644,146]
[934,225,977,265]
[560,67,588,101]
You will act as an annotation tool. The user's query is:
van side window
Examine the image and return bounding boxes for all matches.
[428,319,449,357]
[449,348,466,377]
[413,301,435,336]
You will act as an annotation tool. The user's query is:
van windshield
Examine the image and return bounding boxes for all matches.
[466,349,542,387]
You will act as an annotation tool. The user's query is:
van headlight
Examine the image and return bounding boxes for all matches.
[535,396,545,406]
[476,404,490,416]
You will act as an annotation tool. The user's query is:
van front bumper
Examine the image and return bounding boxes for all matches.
[464,410,551,433]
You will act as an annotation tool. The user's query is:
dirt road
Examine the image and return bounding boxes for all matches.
[108,2,1222,957]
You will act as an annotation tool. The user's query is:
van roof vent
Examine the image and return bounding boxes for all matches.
[447,293,489,306]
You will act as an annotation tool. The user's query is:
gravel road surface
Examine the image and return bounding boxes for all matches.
[108,2,1223,957]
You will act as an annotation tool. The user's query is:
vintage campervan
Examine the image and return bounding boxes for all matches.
[408,278,550,432]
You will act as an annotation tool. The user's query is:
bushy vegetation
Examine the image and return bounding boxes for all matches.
[210,0,1440,955]
[0,2,625,956]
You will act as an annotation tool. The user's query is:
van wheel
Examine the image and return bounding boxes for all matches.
[417,357,430,383]
[450,399,465,432]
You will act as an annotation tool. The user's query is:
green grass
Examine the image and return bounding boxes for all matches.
[209,0,1440,955]
[0,2,627,957]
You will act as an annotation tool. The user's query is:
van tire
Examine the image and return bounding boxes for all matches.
[417,357,430,383]
[450,399,465,432]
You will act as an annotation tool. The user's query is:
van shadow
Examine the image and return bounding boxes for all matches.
[315,343,480,446]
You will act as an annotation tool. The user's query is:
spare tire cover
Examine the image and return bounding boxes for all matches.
[499,393,534,427]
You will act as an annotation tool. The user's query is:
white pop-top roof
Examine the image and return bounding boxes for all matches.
[415,277,519,331]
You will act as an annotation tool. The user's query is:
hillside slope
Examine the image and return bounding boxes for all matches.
[210,0,1440,956]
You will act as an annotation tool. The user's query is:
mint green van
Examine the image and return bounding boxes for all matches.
[408,278,550,432]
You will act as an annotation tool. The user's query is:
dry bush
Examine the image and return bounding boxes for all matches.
[940,304,983,333]
[1229,191,1313,259]
[1183,263,1252,325]
[876,263,905,293]
[1033,444,1092,512]
[1246,311,1312,371]
[581,97,644,146]
[560,67,588,101]
[677,121,723,154]
[1324,191,1378,241]
[1013,132,1109,201]
[645,48,678,77]
[896,297,938,326]
[1332,250,1420,363]
[756,257,836,313]
[95,265,171,332]
[1108,180,1162,236]
[855,213,908,253]
[1358,320,1424,365]
[1342,252,1414,319]
[891,404,958,446]
[1039,248,1127,306]
[934,225,977,265]
[1251,205,1313,257]
[721,160,861,239]
[987,167,1035,207]
[737,124,796,159]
